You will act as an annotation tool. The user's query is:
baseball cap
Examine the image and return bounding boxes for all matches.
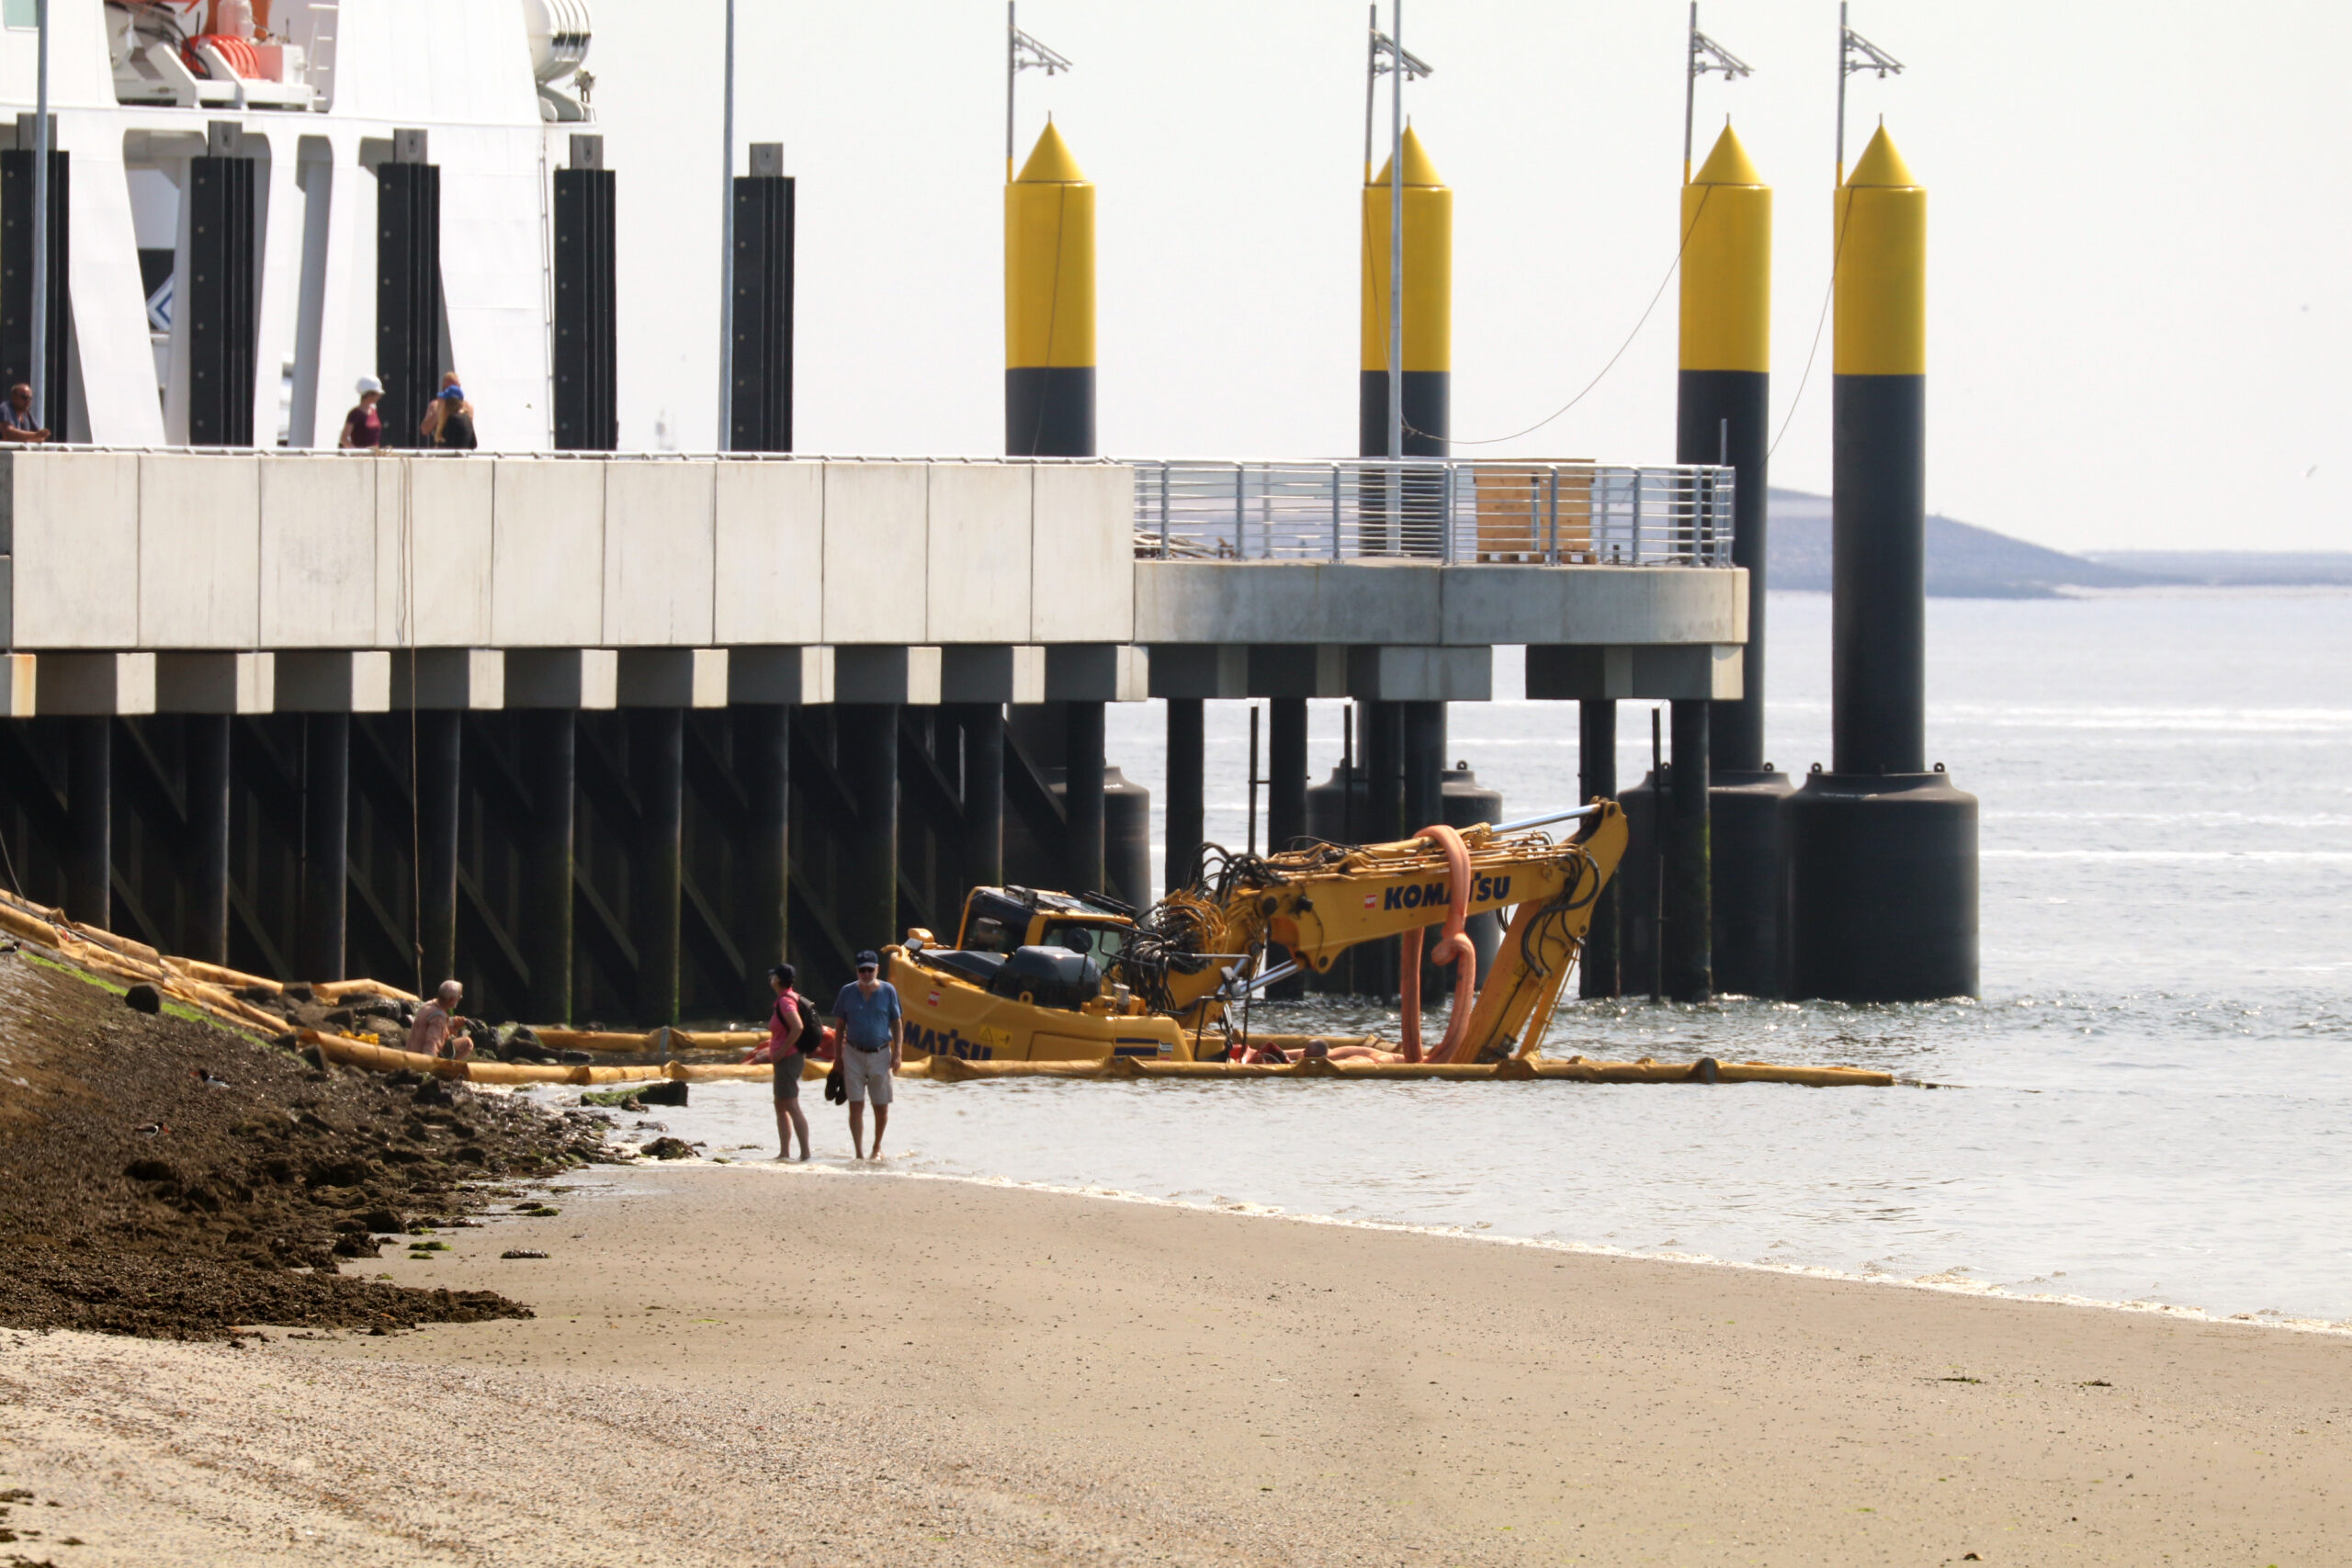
[355,374,383,394]
[854,950,880,969]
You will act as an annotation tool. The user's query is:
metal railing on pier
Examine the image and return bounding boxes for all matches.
[1128,459,1736,567]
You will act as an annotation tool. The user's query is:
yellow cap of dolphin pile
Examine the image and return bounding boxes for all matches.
[1360,124,1453,375]
[1679,123,1771,374]
[1005,119,1095,370]
[1833,125,1924,378]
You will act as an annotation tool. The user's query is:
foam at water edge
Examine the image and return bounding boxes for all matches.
[557,1156,2352,1340]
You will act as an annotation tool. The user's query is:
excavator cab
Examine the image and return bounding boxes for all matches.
[888,885,1183,1060]
[950,886,1136,956]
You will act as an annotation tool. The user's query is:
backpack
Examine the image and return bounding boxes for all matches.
[774,990,825,1055]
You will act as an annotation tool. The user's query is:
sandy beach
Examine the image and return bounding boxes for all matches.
[1,1159,2346,1565]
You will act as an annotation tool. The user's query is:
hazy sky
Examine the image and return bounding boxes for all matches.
[594,2,2349,554]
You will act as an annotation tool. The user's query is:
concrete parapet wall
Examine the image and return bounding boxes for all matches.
[713,463,822,646]
[490,459,605,647]
[927,465,1031,645]
[0,451,1138,653]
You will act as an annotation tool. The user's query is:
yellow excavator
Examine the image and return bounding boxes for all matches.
[883,801,1626,1066]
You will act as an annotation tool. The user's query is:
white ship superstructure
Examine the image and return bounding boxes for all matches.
[0,0,604,447]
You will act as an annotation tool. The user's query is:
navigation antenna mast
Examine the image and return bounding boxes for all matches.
[1836,3,1904,185]
[1363,4,1430,461]
[1007,3,1073,180]
[1682,4,1752,184]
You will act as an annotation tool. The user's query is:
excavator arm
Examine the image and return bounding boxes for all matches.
[1122,802,1627,1060]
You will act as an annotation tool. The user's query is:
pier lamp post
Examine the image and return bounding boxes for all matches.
[29,0,50,430]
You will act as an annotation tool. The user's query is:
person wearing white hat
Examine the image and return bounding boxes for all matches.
[338,375,385,449]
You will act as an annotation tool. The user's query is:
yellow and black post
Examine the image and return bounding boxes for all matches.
[1359,124,1450,458]
[1785,127,1978,1001]
[1004,119,1094,457]
[1005,118,1106,897]
[1678,123,1791,998]
[1359,127,1450,998]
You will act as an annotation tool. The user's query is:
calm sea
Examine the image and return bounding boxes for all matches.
[616,591,2352,1324]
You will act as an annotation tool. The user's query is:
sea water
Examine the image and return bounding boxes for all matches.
[623,591,2352,1323]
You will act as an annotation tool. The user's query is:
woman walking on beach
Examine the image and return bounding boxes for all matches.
[763,964,811,1161]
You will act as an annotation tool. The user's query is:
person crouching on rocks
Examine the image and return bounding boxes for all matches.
[408,979,473,1060]
[763,964,811,1162]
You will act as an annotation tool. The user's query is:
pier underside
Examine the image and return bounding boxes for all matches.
[0,705,1099,1028]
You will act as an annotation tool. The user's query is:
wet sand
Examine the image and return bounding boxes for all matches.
[5,1160,2349,1564]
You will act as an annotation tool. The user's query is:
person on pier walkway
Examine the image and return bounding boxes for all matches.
[421,372,477,449]
[763,964,811,1162]
[338,376,384,448]
[408,979,472,1060]
[1,384,51,444]
[831,952,902,1160]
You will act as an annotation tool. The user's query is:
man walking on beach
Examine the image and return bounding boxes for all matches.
[831,951,902,1160]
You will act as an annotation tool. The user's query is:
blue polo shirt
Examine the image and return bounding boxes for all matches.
[832,980,902,1052]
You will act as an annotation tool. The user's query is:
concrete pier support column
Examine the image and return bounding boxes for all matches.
[1064,700,1106,896]
[1664,699,1713,1002]
[1164,698,1204,893]
[1363,702,1403,843]
[837,705,899,952]
[950,704,1004,893]
[1402,701,1445,833]
[1267,698,1307,852]
[629,707,684,1025]
[63,717,109,929]
[517,709,575,1025]
[1577,698,1620,999]
[1358,701,1405,997]
[186,714,231,965]
[736,704,790,976]
[416,708,461,991]
[301,713,348,981]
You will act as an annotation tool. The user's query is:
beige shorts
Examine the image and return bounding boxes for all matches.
[840,1045,895,1106]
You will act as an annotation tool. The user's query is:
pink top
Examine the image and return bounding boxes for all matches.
[768,989,805,1056]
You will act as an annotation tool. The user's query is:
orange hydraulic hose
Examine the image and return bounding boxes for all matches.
[1401,822,1476,1066]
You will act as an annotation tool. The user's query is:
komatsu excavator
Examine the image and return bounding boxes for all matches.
[883,801,1625,1066]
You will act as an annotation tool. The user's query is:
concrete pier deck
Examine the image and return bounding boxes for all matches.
[0,449,1744,713]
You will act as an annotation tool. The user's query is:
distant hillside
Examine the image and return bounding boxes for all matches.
[2081,550,2352,587]
[1765,490,2157,599]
